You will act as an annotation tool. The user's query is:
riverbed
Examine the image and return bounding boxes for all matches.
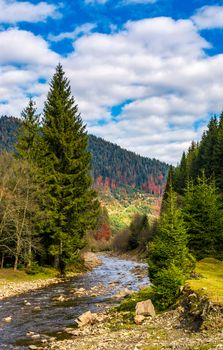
[0,255,150,349]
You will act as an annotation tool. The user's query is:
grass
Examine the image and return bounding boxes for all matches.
[0,267,58,285]
[187,258,223,306]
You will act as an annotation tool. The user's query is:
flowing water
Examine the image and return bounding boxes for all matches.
[0,255,150,349]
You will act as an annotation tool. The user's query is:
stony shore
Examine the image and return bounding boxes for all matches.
[43,307,223,350]
[0,252,102,300]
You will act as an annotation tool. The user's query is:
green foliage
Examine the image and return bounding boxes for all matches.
[39,64,99,273]
[148,186,194,309]
[16,99,41,162]
[25,261,44,275]
[152,265,185,310]
[183,174,223,260]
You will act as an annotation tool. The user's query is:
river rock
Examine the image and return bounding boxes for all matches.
[3,316,12,322]
[134,315,145,325]
[29,346,38,350]
[75,311,96,327]
[114,288,133,299]
[135,299,156,317]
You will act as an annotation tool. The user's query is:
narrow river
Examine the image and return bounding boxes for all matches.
[0,255,150,349]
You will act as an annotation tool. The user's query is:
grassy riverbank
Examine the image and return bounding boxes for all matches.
[0,267,58,285]
[187,258,223,306]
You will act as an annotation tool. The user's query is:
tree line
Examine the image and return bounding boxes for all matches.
[0,64,99,274]
[147,113,223,310]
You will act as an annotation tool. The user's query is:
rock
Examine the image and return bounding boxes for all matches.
[31,334,40,339]
[75,311,96,327]
[52,294,66,302]
[3,316,12,322]
[29,346,38,350]
[114,288,133,299]
[134,315,145,325]
[33,306,41,311]
[135,299,156,317]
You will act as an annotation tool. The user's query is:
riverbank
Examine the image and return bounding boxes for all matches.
[0,252,102,300]
[45,306,223,350]
[44,257,223,350]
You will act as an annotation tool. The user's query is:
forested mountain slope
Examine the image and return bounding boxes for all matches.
[0,116,168,196]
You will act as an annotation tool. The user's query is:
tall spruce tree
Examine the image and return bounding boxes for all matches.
[41,64,99,274]
[15,99,42,267]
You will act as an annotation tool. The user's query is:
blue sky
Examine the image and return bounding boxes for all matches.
[1,0,223,163]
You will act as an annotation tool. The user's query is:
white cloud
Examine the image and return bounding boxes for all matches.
[0,29,59,65]
[48,23,96,42]
[192,6,223,30]
[2,16,223,164]
[0,0,60,24]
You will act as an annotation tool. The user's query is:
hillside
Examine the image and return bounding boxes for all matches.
[0,116,168,196]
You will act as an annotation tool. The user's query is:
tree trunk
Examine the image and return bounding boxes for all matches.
[27,234,32,268]
[14,253,19,271]
[1,253,4,269]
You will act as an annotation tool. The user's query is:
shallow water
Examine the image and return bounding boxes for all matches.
[0,255,150,349]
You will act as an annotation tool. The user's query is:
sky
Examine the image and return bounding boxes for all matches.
[1,1,223,164]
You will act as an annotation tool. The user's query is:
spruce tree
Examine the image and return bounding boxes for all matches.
[148,186,194,309]
[15,99,42,267]
[41,64,99,274]
[213,113,223,191]
[183,173,223,260]
[16,99,40,162]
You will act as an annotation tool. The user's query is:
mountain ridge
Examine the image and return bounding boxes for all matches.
[0,116,169,196]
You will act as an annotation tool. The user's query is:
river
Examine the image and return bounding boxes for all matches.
[0,255,150,349]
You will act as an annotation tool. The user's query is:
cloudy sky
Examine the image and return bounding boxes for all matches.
[1,0,223,164]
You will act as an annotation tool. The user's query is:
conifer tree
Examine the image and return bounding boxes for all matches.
[15,100,42,267]
[16,99,40,162]
[183,173,223,260]
[41,64,99,274]
[196,116,218,179]
[148,185,194,309]
[213,113,223,191]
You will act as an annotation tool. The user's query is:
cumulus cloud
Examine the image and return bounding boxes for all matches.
[2,16,223,163]
[192,6,223,30]
[0,0,60,24]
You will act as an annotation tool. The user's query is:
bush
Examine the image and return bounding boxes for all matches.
[25,262,44,275]
[111,229,131,251]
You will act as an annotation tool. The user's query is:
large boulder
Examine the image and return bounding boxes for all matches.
[135,299,156,317]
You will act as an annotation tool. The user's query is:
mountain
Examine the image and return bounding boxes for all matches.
[0,116,169,196]
[89,135,168,196]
